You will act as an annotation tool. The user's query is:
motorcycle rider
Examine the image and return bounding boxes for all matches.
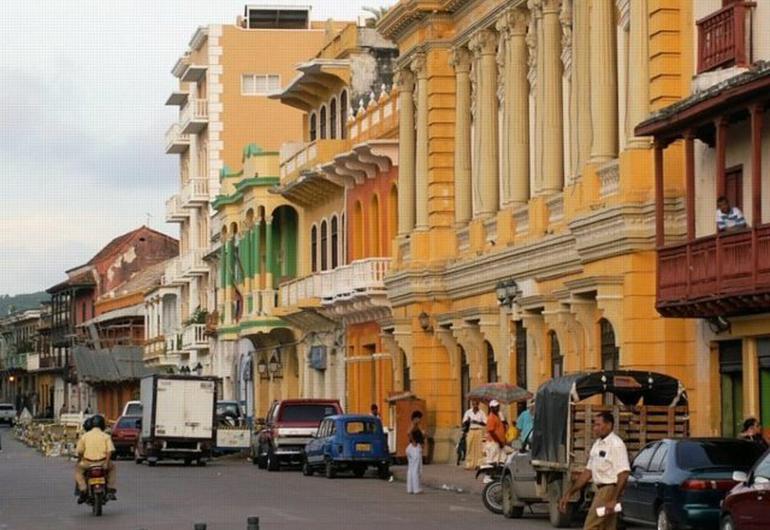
[74,414,116,503]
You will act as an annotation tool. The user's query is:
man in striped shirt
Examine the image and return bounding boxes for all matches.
[716,196,747,232]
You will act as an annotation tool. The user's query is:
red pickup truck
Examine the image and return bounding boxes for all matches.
[251,399,342,471]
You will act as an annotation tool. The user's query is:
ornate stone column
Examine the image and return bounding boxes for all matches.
[541,0,564,193]
[411,54,430,230]
[590,0,619,162]
[450,47,473,226]
[397,68,416,235]
[469,29,500,217]
[498,8,530,206]
[626,0,650,148]
[572,0,592,175]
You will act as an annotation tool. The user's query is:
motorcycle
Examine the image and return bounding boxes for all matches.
[476,461,505,514]
[77,465,113,516]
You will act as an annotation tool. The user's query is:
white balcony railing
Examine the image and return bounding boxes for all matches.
[180,249,207,277]
[180,178,209,206]
[165,194,188,223]
[182,324,207,350]
[164,123,190,154]
[279,258,391,307]
[180,98,208,134]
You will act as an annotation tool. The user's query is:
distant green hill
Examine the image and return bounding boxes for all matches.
[0,291,50,316]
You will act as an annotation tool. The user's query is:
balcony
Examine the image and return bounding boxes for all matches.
[180,178,209,207]
[279,139,350,183]
[180,249,208,277]
[697,1,754,74]
[182,324,207,350]
[165,194,189,223]
[143,336,182,367]
[279,258,391,308]
[657,226,770,318]
[165,123,190,154]
[180,98,208,134]
[161,257,185,286]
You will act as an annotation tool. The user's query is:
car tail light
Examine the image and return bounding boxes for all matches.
[681,479,736,491]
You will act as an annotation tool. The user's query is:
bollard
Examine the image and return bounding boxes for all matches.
[247,516,260,530]
[194,524,207,530]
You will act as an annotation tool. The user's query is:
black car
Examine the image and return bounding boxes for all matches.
[622,438,766,530]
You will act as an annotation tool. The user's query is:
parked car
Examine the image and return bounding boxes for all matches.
[0,403,17,425]
[621,438,766,530]
[303,414,390,479]
[252,399,342,471]
[110,415,141,458]
[216,400,244,425]
[121,400,142,417]
[720,447,770,530]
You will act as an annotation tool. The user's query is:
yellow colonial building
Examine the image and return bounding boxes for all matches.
[377,0,704,462]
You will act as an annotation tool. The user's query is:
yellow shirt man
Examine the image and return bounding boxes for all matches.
[77,427,115,461]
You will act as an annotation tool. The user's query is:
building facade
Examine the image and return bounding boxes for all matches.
[637,0,770,438]
[0,309,42,413]
[377,0,700,462]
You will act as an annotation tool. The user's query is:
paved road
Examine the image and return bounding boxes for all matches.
[0,426,564,530]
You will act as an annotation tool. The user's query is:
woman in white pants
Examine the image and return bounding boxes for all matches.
[406,430,424,494]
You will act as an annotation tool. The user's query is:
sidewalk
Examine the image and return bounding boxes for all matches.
[391,463,485,495]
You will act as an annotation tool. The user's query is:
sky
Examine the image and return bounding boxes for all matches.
[0,0,398,296]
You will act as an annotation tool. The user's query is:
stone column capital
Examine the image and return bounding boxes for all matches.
[395,68,415,93]
[497,7,530,37]
[469,28,498,57]
[527,0,543,17]
[409,53,428,79]
[542,0,562,14]
[449,46,472,74]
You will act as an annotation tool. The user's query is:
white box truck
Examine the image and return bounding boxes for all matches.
[135,375,217,466]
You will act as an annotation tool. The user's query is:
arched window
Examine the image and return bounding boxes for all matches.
[309,113,317,142]
[388,184,398,247]
[341,213,346,264]
[460,346,470,412]
[401,349,410,392]
[340,90,348,139]
[330,97,337,139]
[331,215,339,269]
[600,319,619,371]
[320,220,328,271]
[320,105,327,139]
[370,194,381,257]
[486,341,498,383]
[353,201,364,260]
[515,322,527,390]
[550,331,563,378]
[311,225,318,273]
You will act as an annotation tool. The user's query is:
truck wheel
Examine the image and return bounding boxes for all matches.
[502,475,525,519]
[377,463,390,480]
[197,459,206,467]
[325,459,337,479]
[302,458,314,476]
[148,459,157,467]
[547,481,573,528]
[353,465,366,478]
[183,458,192,466]
[266,447,280,471]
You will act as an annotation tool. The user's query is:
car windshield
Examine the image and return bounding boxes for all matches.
[676,440,765,470]
[280,404,337,423]
[345,421,378,434]
[125,404,142,416]
[116,417,140,429]
[0,405,14,411]
[217,403,240,417]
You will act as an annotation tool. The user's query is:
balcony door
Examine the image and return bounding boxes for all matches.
[725,165,743,211]
[720,340,744,437]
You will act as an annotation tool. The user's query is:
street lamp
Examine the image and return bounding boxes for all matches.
[257,357,269,380]
[268,351,282,378]
[495,279,519,308]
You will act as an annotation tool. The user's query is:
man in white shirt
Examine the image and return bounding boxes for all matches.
[462,400,487,470]
[716,196,748,232]
[559,411,630,530]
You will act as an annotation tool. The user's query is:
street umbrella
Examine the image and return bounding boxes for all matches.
[467,383,532,404]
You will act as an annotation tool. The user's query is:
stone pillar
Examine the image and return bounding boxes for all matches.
[412,53,430,230]
[626,0,650,148]
[541,0,564,193]
[188,208,199,251]
[469,29,500,217]
[572,0,592,174]
[397,69,416,235]
[498,8,531,206]
[450,47,473,226]
[590,0,619,162]
[265,216,274,289]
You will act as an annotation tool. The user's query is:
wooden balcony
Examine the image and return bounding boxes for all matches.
[697,1,754,74]
[657,226,770,317]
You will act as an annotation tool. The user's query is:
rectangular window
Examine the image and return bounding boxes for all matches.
[241,74,281,96]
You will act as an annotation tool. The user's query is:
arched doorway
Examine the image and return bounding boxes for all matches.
[549,331,563,378]
[600,318,619,371]
[485,341,498,383]
[400,349,410,392]
[270,205,298,288]
[459,345,470,413]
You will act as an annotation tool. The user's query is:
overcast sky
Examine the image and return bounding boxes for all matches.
[0,0,398,295]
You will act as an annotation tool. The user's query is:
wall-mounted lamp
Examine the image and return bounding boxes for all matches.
[257,358,269,380]
[495,279,519,308]
[268,350,283,378]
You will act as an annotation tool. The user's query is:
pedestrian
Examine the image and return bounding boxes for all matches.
[406,429,424,494]
[516,399,535,443]
[716,196,748,232]
[462,399,486,469]
[559,411,630,530]
[484,400,507,465]
[739,417,769,450]
[370,403,380,418]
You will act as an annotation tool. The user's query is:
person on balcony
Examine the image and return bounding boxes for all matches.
[716,196,747,232]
